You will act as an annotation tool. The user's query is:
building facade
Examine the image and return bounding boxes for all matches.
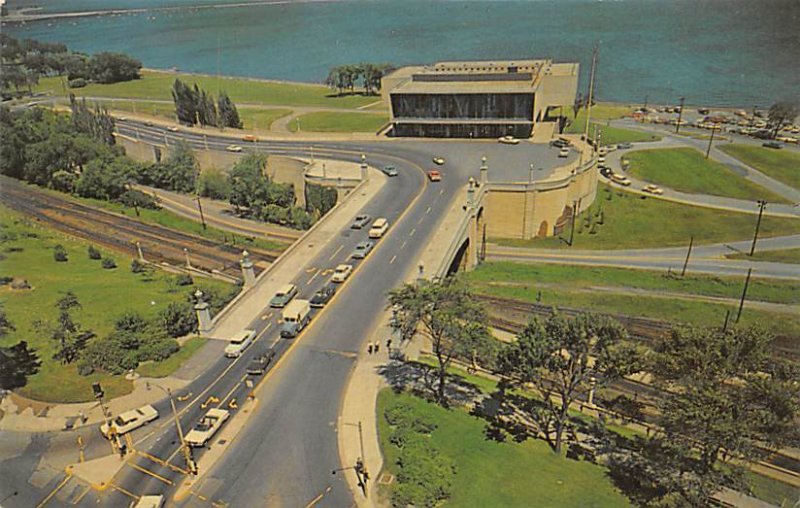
[382,59,579,138]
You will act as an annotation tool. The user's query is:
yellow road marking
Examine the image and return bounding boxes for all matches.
[305,485,332,508]
[108,482,138,499]
[71,484,91,505]
[125,433,134,451]
[127,462,174,485]
[201,396,220,409]
[228,399,238,409]
[177,392,192,402]
[77,435,85,463]
[305,267,317,273]
[36,472,73,508]
[136,450,189,475]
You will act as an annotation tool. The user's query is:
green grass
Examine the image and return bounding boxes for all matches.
[495,184,800,250]
[238,107,292,130]
[719,144,800,190]
[289,111,389,133]
[465,262,799,305]
[559,103,660,144]
[0,206,232,402]
[746,471,800,507]
[36,70,378,108]
[625,148,789,203]
[726,247,800,264]
[136,337,206,378]
[377,389,632,508]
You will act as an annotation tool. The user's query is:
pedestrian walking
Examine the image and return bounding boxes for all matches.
[367,342,373,355]
[386,338,392,350]
[374,342,380,353]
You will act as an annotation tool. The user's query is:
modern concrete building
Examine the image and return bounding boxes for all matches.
[382,59,579,138]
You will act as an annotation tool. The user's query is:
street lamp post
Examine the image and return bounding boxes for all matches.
[675,97,685,134]
[146,381,197,475]
[705,123,719,159]
[749,200,767,256]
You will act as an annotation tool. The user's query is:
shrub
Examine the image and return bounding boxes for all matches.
[131,259,146,273]
[197,168,231,200]
[53,244,68,262]
[87,245,102,260]
[68,78,87,88]
[50,170,78,193]
[115,312,147,333]
[175,273,194,286]
[82,338,139,374]
[101,257,117,269]
[138,338,179,362]
[160,302,197,337]
[118,189,159,210]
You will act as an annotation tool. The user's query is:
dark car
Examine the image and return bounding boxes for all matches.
[351,241,374,259]
[616,142,633,150]
[310,282,337,308]
[351,214,371,229]
[762,141,783,149]
[550,138,570,148]
[247,348,276,375]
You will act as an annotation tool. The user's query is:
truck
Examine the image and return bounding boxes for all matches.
[280,299,312,338]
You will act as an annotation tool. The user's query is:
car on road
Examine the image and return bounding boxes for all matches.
[226,145,243,152]
[368,218,389,239]
[611,174,632,186]
[117,116,128,122]
[332,264,353,283]
[599,167,613,178]
[270,284,298,308]
[432,156,445,165]
[133,495,165,508]
[550,138,571,148]
[185,408,230,447]
[242,134,258,142]
[224,329,256,358]
[427,170,442,182]
[167,126,179,132]
[616,142,633,149]
[143,121,154,127]
[351,240,374,259]
[351,214,371,229]
[762,141,783,149]
[498,135,520,145]
[382,165,398,177]
[247,348,276,375]
[100,404,158,438]
[642,184,664,195]
[310,282,337,308]
[558,147,570,158]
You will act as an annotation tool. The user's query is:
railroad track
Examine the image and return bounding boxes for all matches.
[0,177,281,279]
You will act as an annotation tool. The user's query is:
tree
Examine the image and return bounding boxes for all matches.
[87,52,141,83]
[197,167,231,199]
[217,91,243,129]
[50,292,89,364]
[767,101,799,139]
[388,277,489,405]
[325,66,346,95]
[172,79,198,126]
[228,153,270,213]
[139,140,199,193]
[69,95,116,146]
[160,302,197,337]
[0,305,14,337]
[196,86,218,127]
[0,341,41,390]
[499,312,638,453]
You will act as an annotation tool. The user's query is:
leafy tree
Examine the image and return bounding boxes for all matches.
[69,94,116,146]
[53,244,68,262]
[499,312,638,453]
[228,153,270,213]
[305,182,338,216]
[87,52,141,83]
[0,305,14,337]
[196,86,218,127]
[197,168,231,199]
[217,91,243,129]
[767,101,799,138]
[87,245,102,260]
[75,156,135,200]
[101,257,117,269]
[172,78,198,126]
[160,302,197,337]
[0,341,41,390]
[388,277,490,405]
[139,140,199,193]
[50,291,89,364]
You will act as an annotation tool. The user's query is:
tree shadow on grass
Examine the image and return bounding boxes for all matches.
[377,359,484,408]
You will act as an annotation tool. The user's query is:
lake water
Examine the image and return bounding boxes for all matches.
[4,0,799,107]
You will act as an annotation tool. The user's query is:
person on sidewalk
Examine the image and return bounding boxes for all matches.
[374,342,380,354]
[367,342,373,355]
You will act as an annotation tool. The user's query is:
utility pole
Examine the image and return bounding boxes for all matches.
[705,123,718,159]
[643,94,648,111]
[195,196,207,230]
[675,96,685,134]
[735,268,752,323]
[480,222,487,263]
[681,235,693,276]
[583,42,599,142]
[568,200,579,247]
[749,200,767,256]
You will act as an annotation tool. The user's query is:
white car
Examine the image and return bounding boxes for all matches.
[558,147,570,158]
[224,329,256,358]
[167,126,179,132]
[331,264,353,283]
[226,145,243,153]
[100,405,158,437]
[432,156,445,165]
[368,218,389,239]
[185,408,230,447]
[642,184,664,195]
[498,135,520,145]
[132,495,165,508]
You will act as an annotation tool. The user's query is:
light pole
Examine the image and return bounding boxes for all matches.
[705,123,719,159]
[675,97,685,134]
[195,196,207,230]
[749,200,767,256]
[146,381,197,475]
[529,163,534,183]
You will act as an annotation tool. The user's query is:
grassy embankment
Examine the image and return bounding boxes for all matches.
[561,103,661,145]
[494,184,800,250]
[289,111,389,133]
[377,389,632,508]
[464,263,800,337]
[625,148,790,203]
[726,248,800,264]
[0,206,230,402]
[718,144,800,190]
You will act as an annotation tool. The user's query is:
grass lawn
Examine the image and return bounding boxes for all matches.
[36,70,377,109]
[719,144,800,190]
[726,247,800,264]
[289,111,389,133]
[495,184,800,250]
[746,471,800,507]
[558,103,659,144]
[238,107,292,130]
[377,389,631,508]
[0,206,232,402]
[625,148,788,203]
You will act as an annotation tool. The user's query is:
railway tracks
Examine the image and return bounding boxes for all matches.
[0,177,281,280]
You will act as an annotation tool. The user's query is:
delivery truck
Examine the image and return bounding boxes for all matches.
[281,299,312,338]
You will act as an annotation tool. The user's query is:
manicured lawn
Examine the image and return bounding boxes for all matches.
[719,144,800,190]
[35,70,377,108]
[465,262,799,305]
[559,103,659,144]
[496,184,800,250]
[136,337,206,378]
[0,206,232,402]
[625,148,788,202]
[726,247,800,264]
[289,111,389,133]
[377,389,632,508]
[238,107,292,130]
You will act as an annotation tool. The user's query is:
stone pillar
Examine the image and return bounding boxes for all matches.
[240,250,256,287]
[480,156,488,186]
[194,290,212,334]
[136,241,145,261]
[360,153,368,181]
[183,248,192,269]
[466,177,476,207]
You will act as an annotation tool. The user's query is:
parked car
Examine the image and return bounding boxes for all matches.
[247,348,276,375]
[269,284,298,308]
[762,141,783,149]
[368,218,389,239]
[558,147,570,158]
[382,165,398,177]
[351,240,375,259]
[350,214,371,229]
[332,264,353,283]
[226,145,243,152]
[224,329,256,358]
[642,184,664,195]
[432,156,445,165]
[185,408,230,447]
[100,405,158,437]
[310,282,337,308]
[427,170,442,182]
[498,135,520,145]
